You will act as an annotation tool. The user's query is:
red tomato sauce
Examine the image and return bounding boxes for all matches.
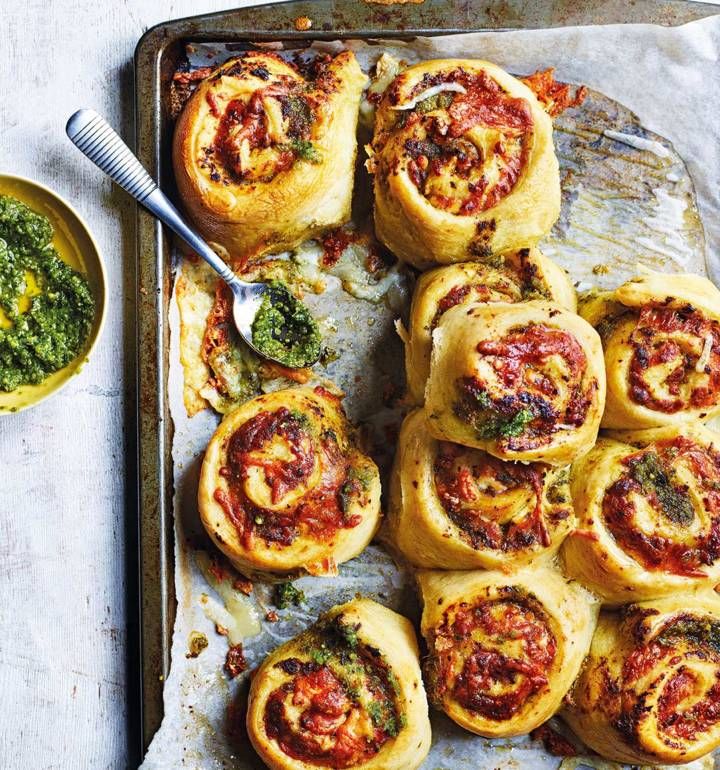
[602,436,720,576]
[398,69,533,215]
[617,616,720,745]
[265,653,397,767]
[456,323,593,451]
[214,407,361,547]
[434,597,556,721]
[629,306,720,413]
[433,441,562,550]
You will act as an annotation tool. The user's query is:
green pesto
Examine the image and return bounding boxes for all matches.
[462,389,534,440]
[338,467,372,516]
[288,139,322,163]
[0,195,94,392]
[657,617,720,652]
[630,451,695,525]
[273,581,306,610]
[251,281,321,368]
[302,615,403,738]
[415,92,455,114]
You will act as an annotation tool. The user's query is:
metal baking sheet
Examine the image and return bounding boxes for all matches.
[131,0,720,761]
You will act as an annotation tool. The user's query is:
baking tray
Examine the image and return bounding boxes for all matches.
[131,0,720,761]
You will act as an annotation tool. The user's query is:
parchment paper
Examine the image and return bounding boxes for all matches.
[141,16,720,770]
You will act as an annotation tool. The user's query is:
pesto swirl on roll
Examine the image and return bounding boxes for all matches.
[246,598,431,770]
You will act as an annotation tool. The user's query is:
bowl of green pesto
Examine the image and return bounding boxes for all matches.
[0,174,106,414]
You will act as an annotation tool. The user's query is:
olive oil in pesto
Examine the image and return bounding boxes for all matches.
[251,281,321,368]
[0,195,95,392]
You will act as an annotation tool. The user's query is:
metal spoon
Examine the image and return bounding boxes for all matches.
[65,108,319,368]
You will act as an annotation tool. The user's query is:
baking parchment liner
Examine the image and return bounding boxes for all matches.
[141,16,720,770]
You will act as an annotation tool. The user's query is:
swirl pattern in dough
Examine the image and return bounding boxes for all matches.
[387,409,574,569]
[368,59,560,269]
[246,598,431,770]
[402,247,576,403]
[425,300,605,465]
[562,424,720,604]
[198,386,380,579]
[563,594,720,765]
[418,566,597,737]
[173,51,367,263]
[581,271,720,429]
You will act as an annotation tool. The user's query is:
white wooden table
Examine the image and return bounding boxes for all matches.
[0,2,267,768]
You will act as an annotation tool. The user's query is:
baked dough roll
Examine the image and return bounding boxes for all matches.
[198,386,381,579]
[402,248,576,403]
[368,59,560,269]
[425,301,605,465]
[387,409,574,569]
[246,598,431,770]
[173,51,367,263]
[418,566,597,737]
[562,424,720,604]
[580,271,720,429]
[563,594,720,765]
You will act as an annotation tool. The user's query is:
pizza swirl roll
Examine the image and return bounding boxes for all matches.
[418,566,597,737]
[173,51,367,263]
[368,59,560,269]
[402,247,576,403]
[581,271,720,429]
[425,301,605,465]
[562,424,720,604]
[246,598,431,770]
[387,409,574,569]
[198,386,381,579]
[563,594,720,765]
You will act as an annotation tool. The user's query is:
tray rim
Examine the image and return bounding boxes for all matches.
[132,0,720,758]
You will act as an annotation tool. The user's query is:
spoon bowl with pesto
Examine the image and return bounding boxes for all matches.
[66,109,321,370]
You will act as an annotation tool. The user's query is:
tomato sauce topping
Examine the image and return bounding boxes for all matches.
[214,407,362,547]
[264,628,400,766]
[433,442,568,550]
[602,436,720,576]
[433,596,556,720]
[629,306,720,414]
[397,69,533,215]
[615,615,720,746]
[321,228,354,267]
[454,324,593,450]
[520,68,587,117]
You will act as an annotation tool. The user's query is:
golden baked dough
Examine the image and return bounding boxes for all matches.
[198,386,380,579]
[418,566,597,737]
[387,409,574,569]
[368,59,560,269]
[173,51,367,263]
[563,424,720,604]
[563,593,720,765]
[402,247,576,403]
[425,300,605,465]
[246,598,431,770]
[580,270,720,429]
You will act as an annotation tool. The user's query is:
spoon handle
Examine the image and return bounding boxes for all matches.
[65,108,239,287]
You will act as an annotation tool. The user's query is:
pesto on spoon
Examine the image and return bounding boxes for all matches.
[66,109,321,369]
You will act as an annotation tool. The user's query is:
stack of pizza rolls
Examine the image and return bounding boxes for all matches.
[557,272,720,764]
[375,56,610,745]
[191,49,720,767]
